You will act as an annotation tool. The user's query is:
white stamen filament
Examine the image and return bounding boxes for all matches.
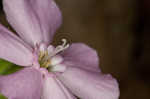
[38,39,69,72]
[49,39,69,57]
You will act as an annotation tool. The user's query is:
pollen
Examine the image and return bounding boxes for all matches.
[38,51,51,68]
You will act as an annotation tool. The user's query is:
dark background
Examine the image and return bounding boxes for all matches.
[0,0,150,99]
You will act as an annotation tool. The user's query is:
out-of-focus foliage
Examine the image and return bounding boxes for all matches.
[0,59,14,74]
[0,59,22,99]
[0,93,7,99]
[0,59,22,75]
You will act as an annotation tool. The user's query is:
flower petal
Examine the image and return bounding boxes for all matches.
[3,0,62,46]
[61,43,100,72]
[58,67,120,99]
[41,75,76,99]
[0,24,33,66]
[0,67,43,99]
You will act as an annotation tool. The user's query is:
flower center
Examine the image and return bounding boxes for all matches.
[38,39,69,72]
[38,50,50,68]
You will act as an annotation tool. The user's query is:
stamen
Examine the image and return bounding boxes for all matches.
[38,39,69,71]
[62,39,67,46]
[50,39,69,57]
[38,51,51,68]
[41,59,51,68]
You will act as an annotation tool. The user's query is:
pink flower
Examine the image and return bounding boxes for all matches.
[0,0,119,99]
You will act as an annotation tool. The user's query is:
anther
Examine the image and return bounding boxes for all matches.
[50,39,69,57]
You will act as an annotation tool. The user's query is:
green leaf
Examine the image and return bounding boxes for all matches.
[0,59,22,75]
[0,93,7,99]
[0,59,13,74]
[2,65,22,75]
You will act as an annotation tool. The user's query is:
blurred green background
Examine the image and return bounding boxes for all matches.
[0,93,7,99]
[0,0,150,99]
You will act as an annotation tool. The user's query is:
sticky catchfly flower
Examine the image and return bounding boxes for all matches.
[0,0,119,99]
